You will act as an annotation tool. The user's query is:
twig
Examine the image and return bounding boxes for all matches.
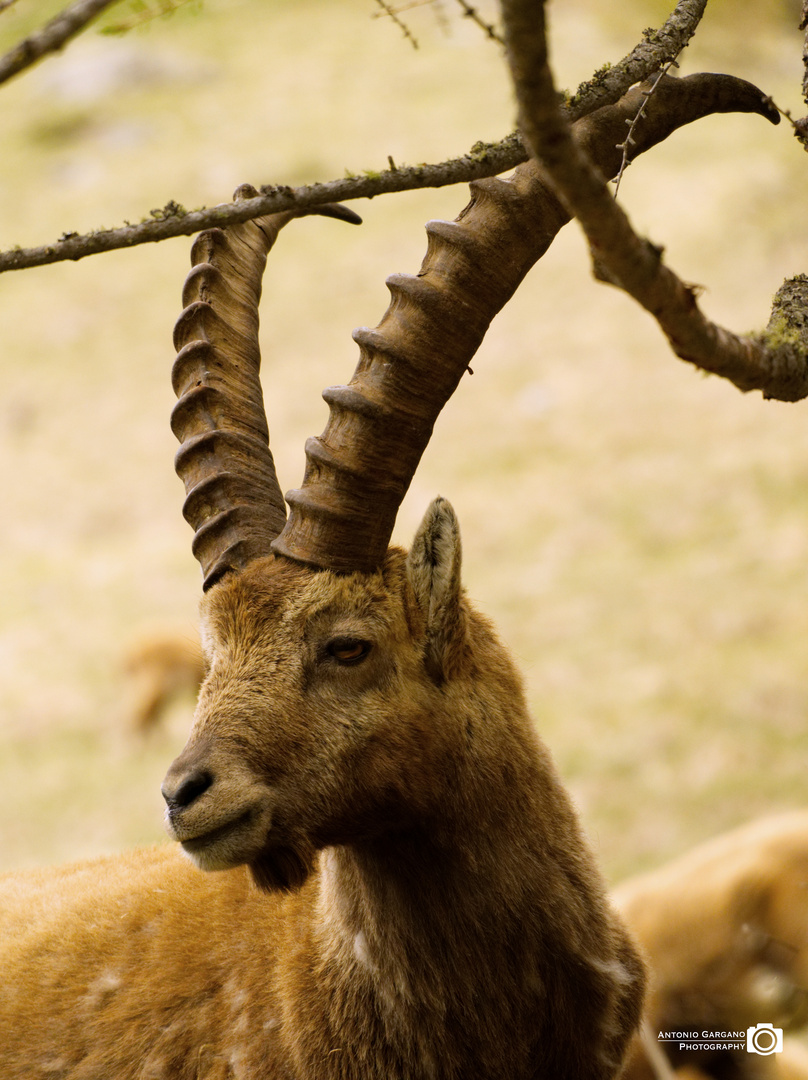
[500,0,808,403]
[370,0,436,17]
[613,54,682,196]
[373,0,419,49]
[0,0,122,88]
[765,93,808,152]
[454,0,504,45]
[0,0,712,273]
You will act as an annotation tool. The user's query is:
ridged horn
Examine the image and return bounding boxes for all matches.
[271,73,778,573]
[269,192,552,573]
[172,184,361,590]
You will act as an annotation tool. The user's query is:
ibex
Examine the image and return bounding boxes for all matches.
[615,811,808,1080]
[0,72,779,1079]
[123,629,205,733]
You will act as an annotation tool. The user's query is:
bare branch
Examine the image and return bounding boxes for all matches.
[761,94,808,153]
[454,0,504,46]
[0,0,715,274]
[612,55,682,196]
[566,0,708,115]
[372,0,419,49]
[500,0,808,402]
[0,0,121,88]
[0,141,525,273]
[369,0,436,17]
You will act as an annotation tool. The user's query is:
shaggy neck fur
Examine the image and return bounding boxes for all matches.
[279,691,635,1080]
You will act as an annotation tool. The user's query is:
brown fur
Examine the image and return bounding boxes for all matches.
[0,499,644,1078]
[615,811,808,1080]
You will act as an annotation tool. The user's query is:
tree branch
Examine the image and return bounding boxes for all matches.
[0,0,712,274]
[0,0,121,88]
[567,0,708,114]
[0,142,527,273]
[500,0,808,402]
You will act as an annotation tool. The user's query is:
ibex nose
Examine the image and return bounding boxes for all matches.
[161,766,213,812]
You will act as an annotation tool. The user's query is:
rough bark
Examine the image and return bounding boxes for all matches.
[501,0,808,402]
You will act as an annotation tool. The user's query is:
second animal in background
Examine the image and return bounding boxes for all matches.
[122,630,204,733]
[616,811,808,1080]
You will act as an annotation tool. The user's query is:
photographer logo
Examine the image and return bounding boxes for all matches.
[656,1025,784,1056]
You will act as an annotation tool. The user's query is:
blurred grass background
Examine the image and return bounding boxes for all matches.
[0,0,807,882]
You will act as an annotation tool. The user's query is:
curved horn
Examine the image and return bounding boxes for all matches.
[172,185,361,590]
[172,75,776,583]
[270,73,779,573]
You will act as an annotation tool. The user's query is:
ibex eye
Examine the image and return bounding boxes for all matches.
[326,638,372,665]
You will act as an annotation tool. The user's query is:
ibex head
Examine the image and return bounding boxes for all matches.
[161,185,513,892]
[163,499,478,892]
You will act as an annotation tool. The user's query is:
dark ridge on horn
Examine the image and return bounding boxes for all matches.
[171,193,361,590]
[270,72,781,575]
[321,384,395,421]
[297,435,366,478]
[273,264,492,574]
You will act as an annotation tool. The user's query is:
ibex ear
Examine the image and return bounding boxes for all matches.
[406,497,468,684]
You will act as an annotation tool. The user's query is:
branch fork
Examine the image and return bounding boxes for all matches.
[500,0,808,402]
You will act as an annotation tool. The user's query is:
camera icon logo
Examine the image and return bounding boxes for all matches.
[747,1023,784,1055]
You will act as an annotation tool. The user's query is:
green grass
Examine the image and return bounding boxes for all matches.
[1,0,807,884]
